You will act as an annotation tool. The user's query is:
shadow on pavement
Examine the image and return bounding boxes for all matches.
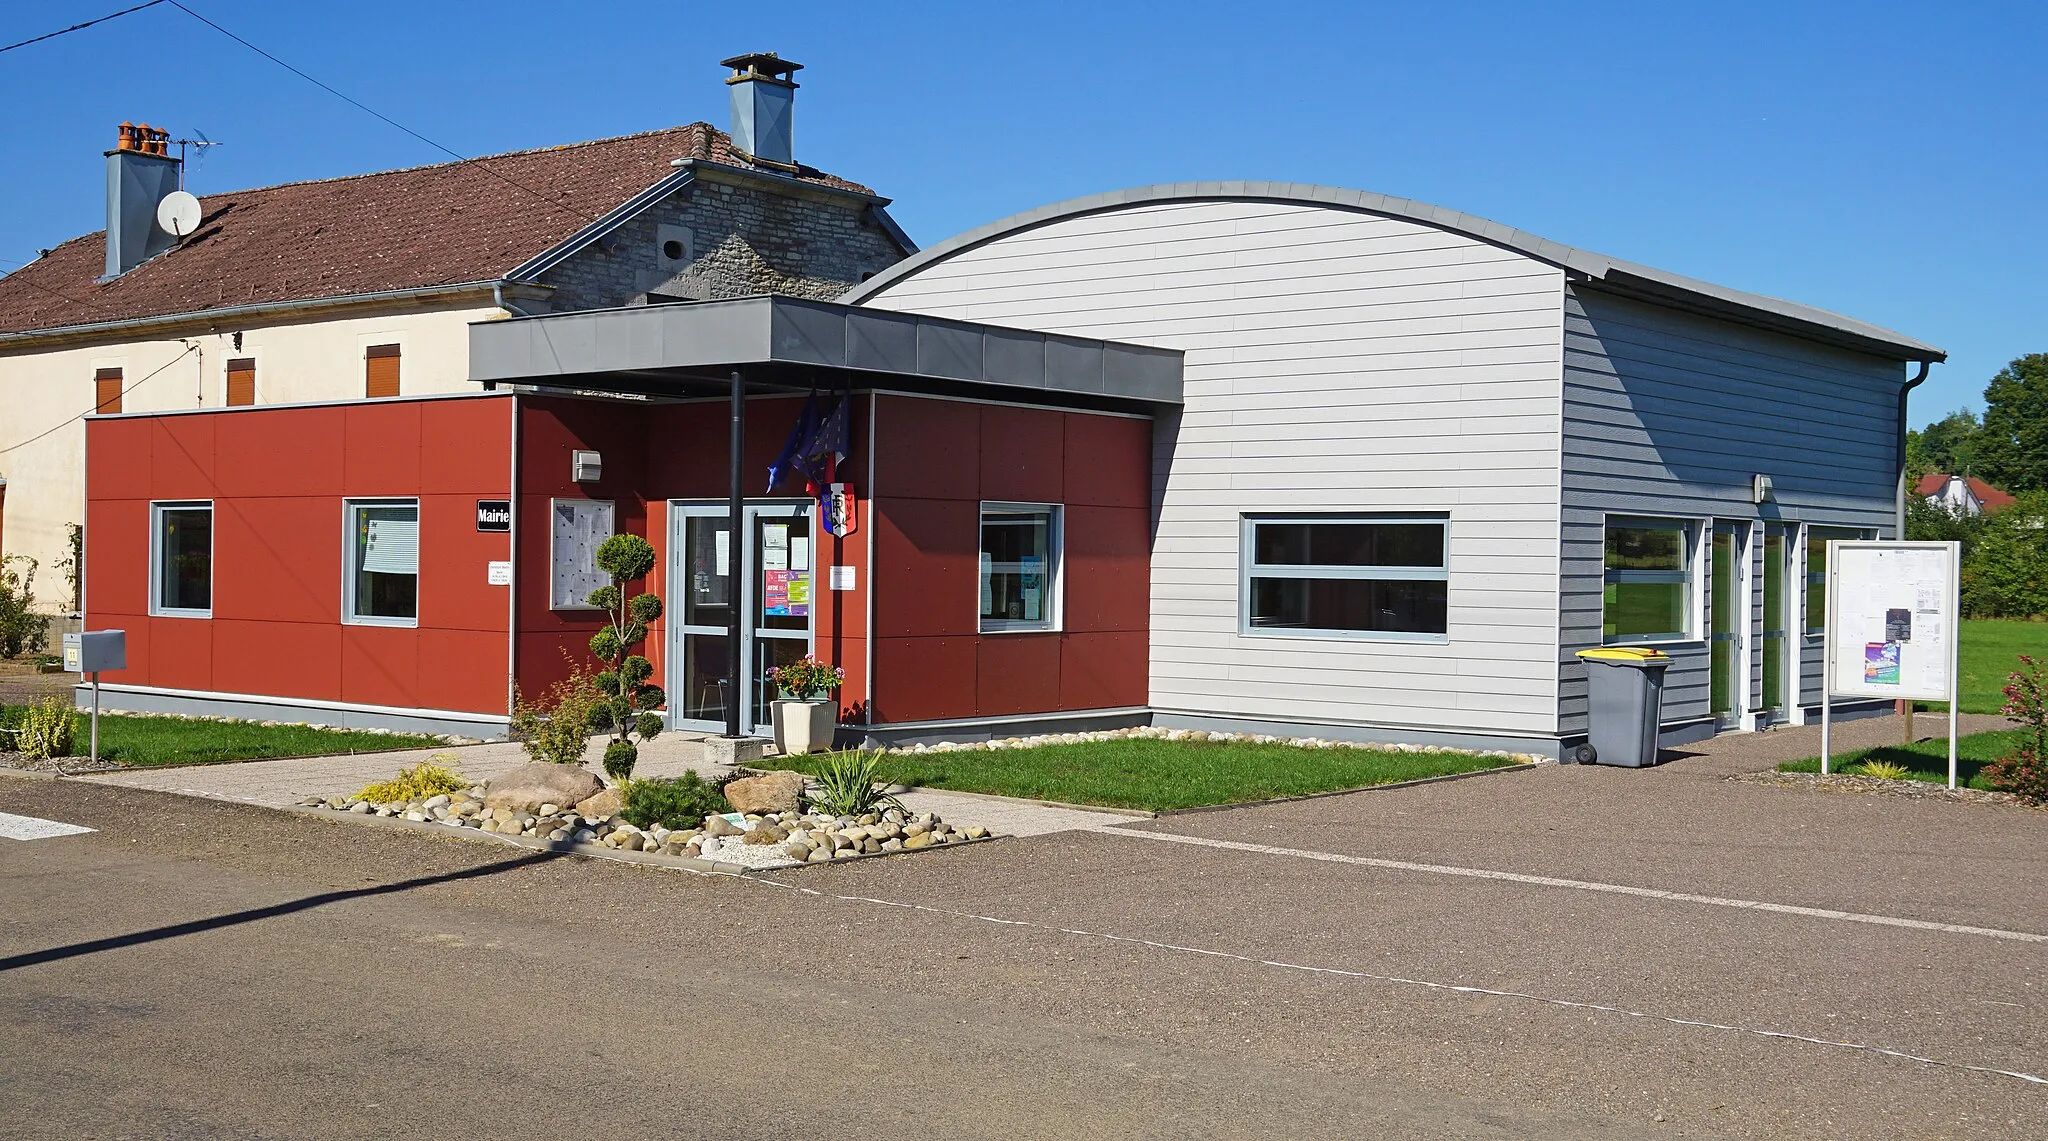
[0,849,562,973]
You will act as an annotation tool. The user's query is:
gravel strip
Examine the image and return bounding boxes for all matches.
[1727,769,2043,808]
[0,750,124,775]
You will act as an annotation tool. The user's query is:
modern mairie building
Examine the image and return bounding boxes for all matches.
[77,180,1943,758]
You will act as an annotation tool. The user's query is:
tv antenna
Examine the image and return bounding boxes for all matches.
[171,130,223,190]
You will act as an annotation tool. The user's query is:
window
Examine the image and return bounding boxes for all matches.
[151,502,212,616]
[550,499,616,609]
[226,357,255,406]
[94,367,123,414]
[365,344,401,399]
[980,504,1060,632]
[1804,525,1865,633]
[346,500,418,624]
[1602,519,1695,643]
[1242,515,1449,639]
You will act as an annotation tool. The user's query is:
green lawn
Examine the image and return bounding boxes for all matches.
[753,738,1525,812]
[1918,619,2048,716]
[0,705,443,767]
[1777,729,2025,791]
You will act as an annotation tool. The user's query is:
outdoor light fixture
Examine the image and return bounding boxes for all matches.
[1753,473,1774,504]
[572,450,602,483]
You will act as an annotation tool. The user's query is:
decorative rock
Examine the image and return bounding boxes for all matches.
[349,801,372,814]
[574,789,622,818]
[964,826,987,840]
[723,771,805,815]
[616,833,645,852]
[784,841,814,860]
[903,834,935,850]
[702,815,744,838]
[484,763,604,814]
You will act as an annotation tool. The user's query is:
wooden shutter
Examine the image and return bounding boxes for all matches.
[94,367,123,414]
[365,344,401,399]
[226,358,256,406]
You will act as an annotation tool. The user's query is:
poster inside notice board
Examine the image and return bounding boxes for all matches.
[551,500,615,608]
[1827,541,1957,701]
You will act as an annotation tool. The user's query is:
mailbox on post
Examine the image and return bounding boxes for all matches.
[62,630,125,763]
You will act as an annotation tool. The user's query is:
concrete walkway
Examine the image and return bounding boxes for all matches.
[76,732,1137,838]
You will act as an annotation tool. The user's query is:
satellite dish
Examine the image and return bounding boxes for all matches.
[156,191,201,239]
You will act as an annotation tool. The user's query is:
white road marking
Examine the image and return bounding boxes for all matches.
[742,874,2048,1089]
[0,811,96,841]
[1112,830,2048,945]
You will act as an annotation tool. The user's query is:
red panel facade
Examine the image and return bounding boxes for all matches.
[85,394,516,715]
[868,394,1153,725]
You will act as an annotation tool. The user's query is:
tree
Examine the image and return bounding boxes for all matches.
[1978,354,2048,494]
[1913,407,1983,479]
[587,534,665,783]
[1905,492,1988,561]
[1961,491,2048,619]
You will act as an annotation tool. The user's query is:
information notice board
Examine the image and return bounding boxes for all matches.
[1822,539,1961,785]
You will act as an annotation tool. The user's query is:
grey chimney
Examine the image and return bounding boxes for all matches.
[103,122,183,279]
[720,52,801,171]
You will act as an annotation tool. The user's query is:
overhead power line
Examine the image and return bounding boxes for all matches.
[0,341,197,457]
[0,0,166,55]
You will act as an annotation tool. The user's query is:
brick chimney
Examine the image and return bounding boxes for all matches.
[103,122,182,279]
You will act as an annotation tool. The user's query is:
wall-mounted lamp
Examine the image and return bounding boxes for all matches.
[1753,473,1774,504]
[572,450,602,483]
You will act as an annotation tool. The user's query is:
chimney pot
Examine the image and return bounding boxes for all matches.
[102,121,184,278]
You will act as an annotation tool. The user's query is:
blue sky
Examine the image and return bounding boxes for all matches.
[2,0,2039,423]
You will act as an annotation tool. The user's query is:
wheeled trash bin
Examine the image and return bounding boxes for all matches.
[1572,647,1671,767]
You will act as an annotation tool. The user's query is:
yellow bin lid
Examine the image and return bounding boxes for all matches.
[1576,646,1671,662]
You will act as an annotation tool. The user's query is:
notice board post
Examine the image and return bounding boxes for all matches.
[1821,541,1961,787]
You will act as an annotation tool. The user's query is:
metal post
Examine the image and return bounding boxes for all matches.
[1948,541,1961,790]
[1820,542,1833,775]
[725,368,745,740]
[90,671,101,763]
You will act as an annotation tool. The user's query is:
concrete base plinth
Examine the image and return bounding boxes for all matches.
[702,736,769,767]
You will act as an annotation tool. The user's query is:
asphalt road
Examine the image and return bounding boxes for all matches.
[2,737,2043,1139]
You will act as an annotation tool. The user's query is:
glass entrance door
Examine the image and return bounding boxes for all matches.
[1758,523,1792,724]
[669,502,814,734]
[1709,523,1741,727]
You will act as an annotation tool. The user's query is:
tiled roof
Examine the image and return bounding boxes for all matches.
[1914,473,1951,497]
[0,123,874,337]
[1916,472,2018,511]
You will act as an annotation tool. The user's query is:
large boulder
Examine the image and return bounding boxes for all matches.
[484,763,605,814]
[724,771,804,815]
[573,789,622,819]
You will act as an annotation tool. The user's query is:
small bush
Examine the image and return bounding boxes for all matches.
[804,749,904,817]
[620,773,730,829]
[602,739,638,784]
[356,758,471,804]
[1856,760,1913,781]
[0,556,48,661]
[16,694,75,759]
[510,665,604,766]
[1985,656,2048,802]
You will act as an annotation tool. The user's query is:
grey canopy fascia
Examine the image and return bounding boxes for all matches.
[468,293,1182,408]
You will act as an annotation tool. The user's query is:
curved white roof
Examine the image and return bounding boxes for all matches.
[845,182,1944,363]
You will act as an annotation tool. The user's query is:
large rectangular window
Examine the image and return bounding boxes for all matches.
[346,500,419,624]
[1602,518,1695,643]
[151,502,212,616]
[1242,515,1449,639]
[1804,525,1866,633]
[980,504,1060,633]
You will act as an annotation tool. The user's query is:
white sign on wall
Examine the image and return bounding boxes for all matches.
[1826,541,1958,701]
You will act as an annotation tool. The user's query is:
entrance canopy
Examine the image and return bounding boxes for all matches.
[468,293,1182,411]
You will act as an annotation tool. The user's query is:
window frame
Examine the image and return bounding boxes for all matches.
[1600,515,1704,646]
[343,497,421,628]
[149,500,214,619]
[1238,513,1452,643]
[977,502,1063,634]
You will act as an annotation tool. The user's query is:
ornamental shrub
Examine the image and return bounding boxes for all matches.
[0,556,48,661]
[620,772,731,830]
[803,749,904,817]
[510,665,605,767]
[587,534,664,781]
[356,758,471,804]
[1985,656,2048,802]
[17,694,75,760]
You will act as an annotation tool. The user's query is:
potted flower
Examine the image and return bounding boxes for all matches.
[766,655,845,756]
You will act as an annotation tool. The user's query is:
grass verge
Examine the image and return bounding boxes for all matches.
[753,738,1525,813]
[1776,729,2024,791]
[1,704,444,767]
[1915,619,2048,715]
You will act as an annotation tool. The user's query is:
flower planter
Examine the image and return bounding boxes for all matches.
[770,698,837,756]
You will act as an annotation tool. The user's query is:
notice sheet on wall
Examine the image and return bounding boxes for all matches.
[550,500,615,609]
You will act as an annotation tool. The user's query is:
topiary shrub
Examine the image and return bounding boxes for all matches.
[620,772,730,830]
[1985,656,2048,802]
[587,533,665,782]
[510,664,605,767]
[356,758,471,804]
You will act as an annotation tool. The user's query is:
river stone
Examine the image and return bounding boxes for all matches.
[903,833,935,850]
[485,764,605,814]
[574,789,622,818]
[703,815,744,838]
[724,771,805,815]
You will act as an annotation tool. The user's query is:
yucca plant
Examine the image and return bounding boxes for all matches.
[804,749,904,817]
[1855,760,1913,781]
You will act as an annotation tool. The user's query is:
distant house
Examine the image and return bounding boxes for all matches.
[0,53,913,615]
[1915,473,2015,516]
